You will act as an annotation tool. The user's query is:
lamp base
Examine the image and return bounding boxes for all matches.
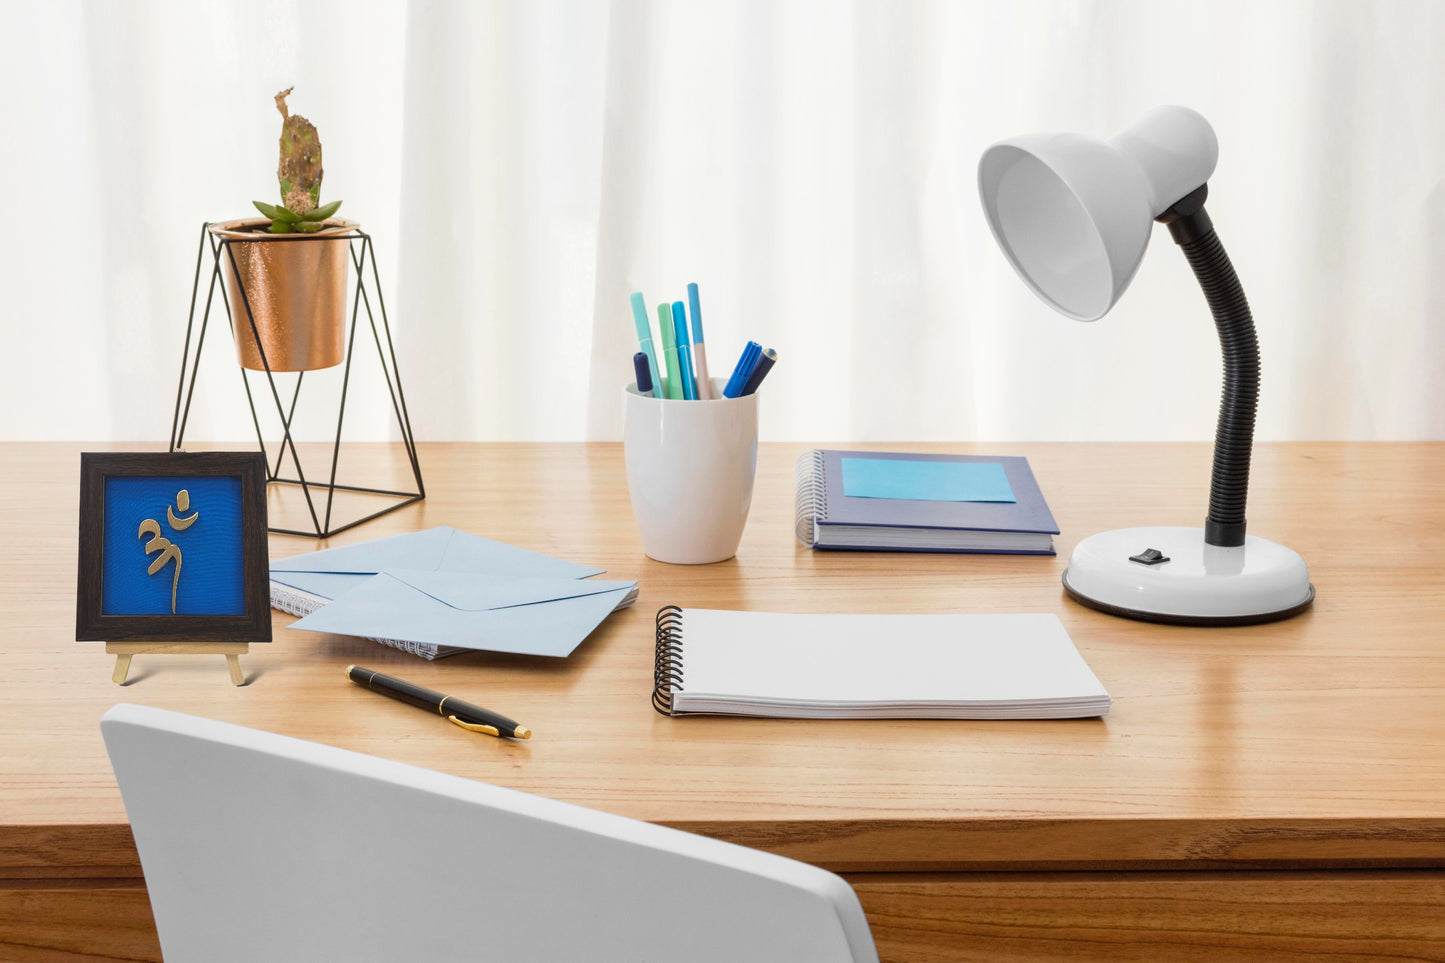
[1061,526,1314,626]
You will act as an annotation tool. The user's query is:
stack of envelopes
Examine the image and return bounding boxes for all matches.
[269,526,638,660]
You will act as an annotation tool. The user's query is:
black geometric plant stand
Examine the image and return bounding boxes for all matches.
[169,222,424,538]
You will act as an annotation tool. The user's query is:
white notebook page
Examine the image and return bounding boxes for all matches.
[673,610,1109,714]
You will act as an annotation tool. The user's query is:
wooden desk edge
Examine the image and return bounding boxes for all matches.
[8,817,1445,879]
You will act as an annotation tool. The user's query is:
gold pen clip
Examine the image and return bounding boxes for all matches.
[448,715,500,737]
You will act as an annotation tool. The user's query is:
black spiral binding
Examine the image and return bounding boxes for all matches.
[653,605,685,715]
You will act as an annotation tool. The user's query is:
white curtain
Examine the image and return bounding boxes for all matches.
[4,0,1443,442]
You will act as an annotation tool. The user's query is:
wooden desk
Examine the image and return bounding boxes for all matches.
[3,442,1444,961]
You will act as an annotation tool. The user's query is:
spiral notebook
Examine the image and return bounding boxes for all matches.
[653,607,1111,720]
[795,449,1058,553]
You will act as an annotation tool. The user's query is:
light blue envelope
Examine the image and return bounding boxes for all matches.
[270,525,603,602]
[384,569,633,611]
[287,571,637,657]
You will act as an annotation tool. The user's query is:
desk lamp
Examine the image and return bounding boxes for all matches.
[977,106,1313,624]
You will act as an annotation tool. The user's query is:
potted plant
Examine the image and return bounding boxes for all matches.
[210,88,356,372]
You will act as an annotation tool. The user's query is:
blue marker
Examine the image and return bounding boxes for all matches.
[687,283,712,399]
[633,351,653,396]
[671,301,696,400]
[629,292,664,398]
[723,341,762,398]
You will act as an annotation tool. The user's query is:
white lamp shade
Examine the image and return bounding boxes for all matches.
[978,106,1219,321]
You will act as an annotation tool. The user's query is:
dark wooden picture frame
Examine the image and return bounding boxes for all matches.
[76,451,271,645]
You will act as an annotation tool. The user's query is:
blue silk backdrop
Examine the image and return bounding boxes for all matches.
[102,475,245,616]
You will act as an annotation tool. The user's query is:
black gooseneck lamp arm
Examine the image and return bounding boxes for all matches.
[1155,184,1259,549]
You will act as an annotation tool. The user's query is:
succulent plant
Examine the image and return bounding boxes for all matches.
[252,87,343,233]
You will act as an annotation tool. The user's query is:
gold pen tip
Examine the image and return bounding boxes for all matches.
[514,726,532,740]
[345,664,356,679]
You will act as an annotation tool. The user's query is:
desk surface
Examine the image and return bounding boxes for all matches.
[4,441,1445,878]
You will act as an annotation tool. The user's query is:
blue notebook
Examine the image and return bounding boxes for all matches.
[794,450,1059,554]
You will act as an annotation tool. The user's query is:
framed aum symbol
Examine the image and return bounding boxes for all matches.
[76,452,271,645]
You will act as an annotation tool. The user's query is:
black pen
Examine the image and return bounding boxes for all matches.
[345,665,532,739]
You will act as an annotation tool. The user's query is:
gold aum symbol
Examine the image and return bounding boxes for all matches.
[138,490,199,614]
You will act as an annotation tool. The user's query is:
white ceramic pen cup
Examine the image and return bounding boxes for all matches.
[623,379,759,564]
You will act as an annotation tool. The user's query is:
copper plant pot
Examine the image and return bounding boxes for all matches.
[208,217,359,372]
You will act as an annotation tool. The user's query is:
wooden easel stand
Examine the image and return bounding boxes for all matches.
[106,642,249,686]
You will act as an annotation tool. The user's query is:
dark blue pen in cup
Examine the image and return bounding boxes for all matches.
[740,348,776,396]
[633,352,653,395]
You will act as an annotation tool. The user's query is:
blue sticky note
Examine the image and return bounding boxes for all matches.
[840,458,1016,503]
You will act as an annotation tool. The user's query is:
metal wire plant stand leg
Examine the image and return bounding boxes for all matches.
[169,222,424,538]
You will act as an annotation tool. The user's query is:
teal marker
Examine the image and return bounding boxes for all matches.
[671,301,696,400]
[687,282,712,398]
[657,303,683,399]
[629,293,663,398]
